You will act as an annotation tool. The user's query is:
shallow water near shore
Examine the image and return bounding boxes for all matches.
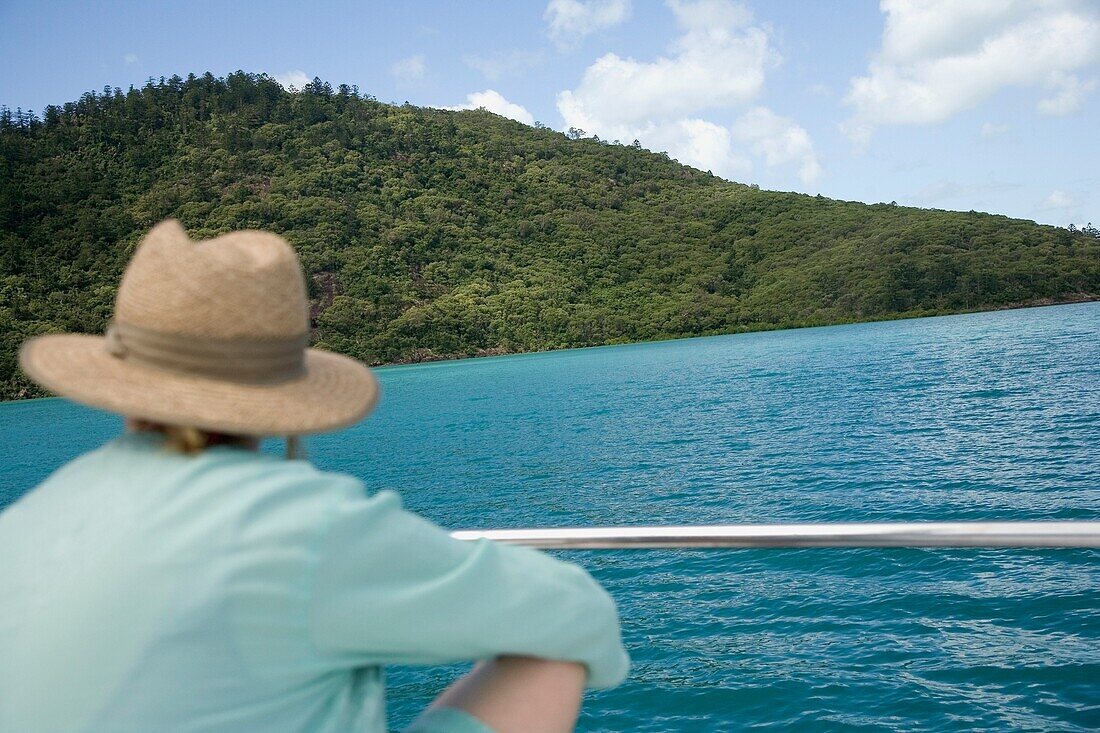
[2,303,1098,731]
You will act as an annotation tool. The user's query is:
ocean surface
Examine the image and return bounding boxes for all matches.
[1,302,1098,731]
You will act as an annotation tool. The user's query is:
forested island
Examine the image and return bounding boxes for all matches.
[1,72,1097,400]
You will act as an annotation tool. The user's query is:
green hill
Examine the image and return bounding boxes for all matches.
[2,72,1097,400]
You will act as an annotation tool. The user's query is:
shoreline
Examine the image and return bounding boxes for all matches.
[3,295,1096,402]
[370,294,1099,369]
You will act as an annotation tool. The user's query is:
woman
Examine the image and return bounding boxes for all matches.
[0,220,629,733]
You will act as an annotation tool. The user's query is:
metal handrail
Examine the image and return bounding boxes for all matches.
[451,521,1100,549]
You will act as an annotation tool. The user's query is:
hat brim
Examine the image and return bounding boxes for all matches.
[19,334,380,436]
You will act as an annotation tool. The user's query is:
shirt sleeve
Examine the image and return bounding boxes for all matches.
[308,488,630,689]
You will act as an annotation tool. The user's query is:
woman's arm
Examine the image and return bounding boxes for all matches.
[308,488,629,689]
[412,656,587,733]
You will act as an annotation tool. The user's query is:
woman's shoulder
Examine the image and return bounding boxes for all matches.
[75,432,370,533]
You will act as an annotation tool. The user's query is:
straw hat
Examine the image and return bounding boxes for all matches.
[19,220,379,435]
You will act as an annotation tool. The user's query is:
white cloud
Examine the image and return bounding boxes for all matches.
[980,121,1009,138]
[391,54,427,83]
[274,70,311,90]
[556,0,817,185]
[446,90,535,125]
[123,53,139,64]
[844,0,1100,144]
[463,50,546,81]
[545,0,631,48]
[1038,71,1097,115]
[664,119,750,177]
[558,0,769,128]
[608,118,753,179]
[1040,189,1078,210]
[732,107,821,185]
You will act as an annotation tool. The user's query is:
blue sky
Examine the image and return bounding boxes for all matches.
[2,0,1098,227]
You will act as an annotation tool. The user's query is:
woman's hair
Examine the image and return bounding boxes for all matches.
[129,419,255,455]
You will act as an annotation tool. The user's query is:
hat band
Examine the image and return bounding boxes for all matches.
[104,320,308,385]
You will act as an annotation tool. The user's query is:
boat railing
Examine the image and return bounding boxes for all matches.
[451,521,1100,549]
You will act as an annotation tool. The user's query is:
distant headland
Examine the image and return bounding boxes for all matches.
[2,72,1097,400]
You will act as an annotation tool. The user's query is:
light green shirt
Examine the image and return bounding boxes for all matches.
[0,432,629,733]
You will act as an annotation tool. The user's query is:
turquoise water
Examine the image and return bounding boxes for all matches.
[2,303,1098,731]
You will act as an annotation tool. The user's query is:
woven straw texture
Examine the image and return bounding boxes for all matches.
[19,220,379,435]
